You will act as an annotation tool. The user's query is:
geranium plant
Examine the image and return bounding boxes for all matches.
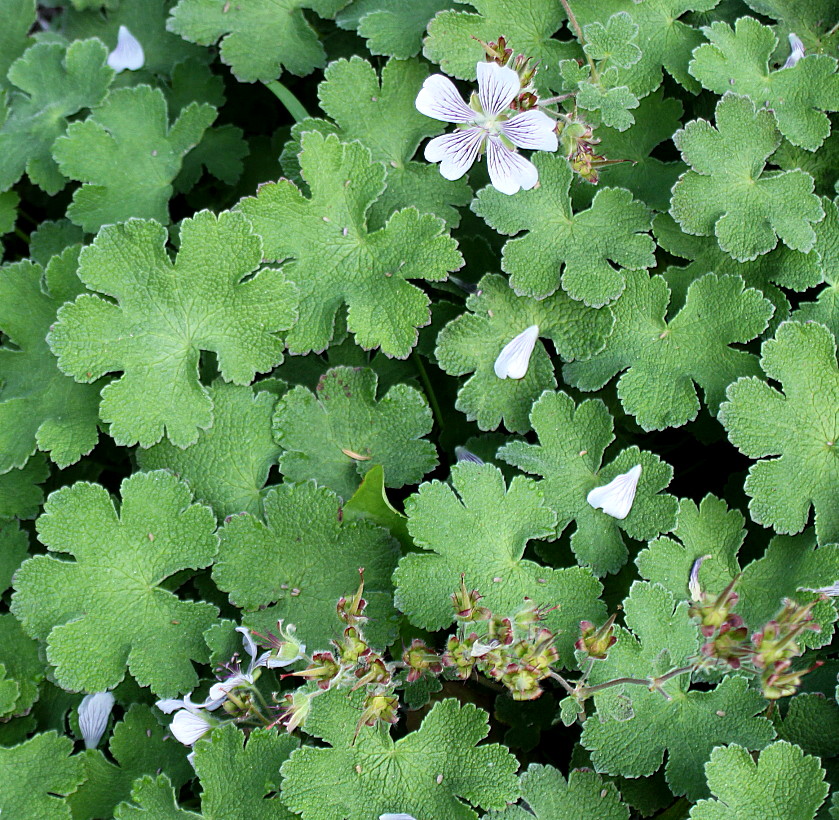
[1,1,839,818]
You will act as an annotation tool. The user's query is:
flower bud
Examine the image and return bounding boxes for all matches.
[441,633,477,680]
[402,639,442,683]
[337,569,368,626]
[575,615,617,660]
[294,651,341,690]
[451,576,490,621]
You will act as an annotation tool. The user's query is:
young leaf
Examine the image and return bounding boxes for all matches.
[394,462,606,665]
[114,774,202,819]
[0,732,86,820]
[0,39,113,194]
[48,211,298,448]
[563,271,774,430]
[336,0,456,59]
[0,246,101,471]
[309,56,471,229]
[689,16,839,151]
[166,0,347,82]
[273,366,437,501]
[193,725,299,819]
[575,69,640,132]
[214,481,400,648]
[11,471,219,697]
[280,692,520,820]
[424,0,577,94]
[581,582,775,800]
[53,85,216,232]
[670,93,824,261]
[689,741,828,819]
[138,381,283,519]
[238,131,463,358]
[719,320,839,543]
[473,153,656,305]
[499,390,678,576]
[435,273,615,433]
[485,764,629,819]
[68,704,193,820]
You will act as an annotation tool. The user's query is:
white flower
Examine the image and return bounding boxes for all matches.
[170,708,215,747]
[78,691,115,749]
[587,464,642,520]
[207,626,268,701]
[799,581,839,596]
[783,33,805,69]
[155,691,225,715]
[494,324,539,379]
[107,25,144,73]
[416,62,558,195]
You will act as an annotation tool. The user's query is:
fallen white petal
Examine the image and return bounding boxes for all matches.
[415,74,475,123]
[494,324,539,379]
[477,61,521,117]
[454,446,484,465]
[107,25,144,73]
[486,136,538,195]
[689,554,712,601]
[170,709,213,746]
[78,691,115,750]
[380,815,417,820]
[424,128,485,181]
[783,33,805,69]
[501,109,559,151]
[587,464,642,520]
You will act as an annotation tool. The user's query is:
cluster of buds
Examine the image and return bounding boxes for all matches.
[444,583,561,701]
[476,36,538,110]
[556,115,620,184]
[688,559,822,701]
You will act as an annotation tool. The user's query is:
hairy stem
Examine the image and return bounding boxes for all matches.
[264,80,309,123]
[559,0,599,81]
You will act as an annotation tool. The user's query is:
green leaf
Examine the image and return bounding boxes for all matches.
[576,69,640,132]
[423,0,577,94]
[114,774,202,819]
[563,271,774,430]
[584,12,642,70]
[499,390,679,576]
[274,366,437,500]
[238,131,463,358]
[280,692,520,820]
[473,153,655,305]
[343,464,412,550]
[336,0,456,59]
[435,273,615,433]
[671,93,824,261]
[60,0,210,76]
[486,764,629,820]
[193,725,299,819]
[689,741,828,819]
[29,220,85,267]
[68,704,193,820]
[394,462,606,666]
[166,0,347,82]
[719,320,839,543]
[689,16,839,151]
[48,211,298,448]
[0,246,101,471]
[138,381,283,519]
[313,56,471,229]
[0,39,113,194]
[0,453,48,519]
[0,519,28,596]
[53,85,216,232]
[0,612,43,720]
[11,471,219,696]
[774,693,839,758]
[581,582,775,800]
[0,0,35,94]
[0,190,18,259]
[0,731,86,819]
[215,481,400,648]
[636,495,745,599]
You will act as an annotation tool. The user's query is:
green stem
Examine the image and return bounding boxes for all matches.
[558,0,599,82]
[412,352,445,432]
[14,227,30,244]
[264,80,309,123]
[826,20,839,38]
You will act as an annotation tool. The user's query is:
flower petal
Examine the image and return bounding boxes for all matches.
[486,137,538,195]
[454,446,484,465]
[208,673,250,702]
[425,128,485,180]
[494,325,539,379]
[236,625,259,663]
[587,464,642,520]
[415,74,475,123]
[783,33,805,69]
[477,61,521,117]
[170,709,212,746]
[380,815,417,820]
[501,109,558,151]
[78,691,115,750]
[107,25,144,73]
